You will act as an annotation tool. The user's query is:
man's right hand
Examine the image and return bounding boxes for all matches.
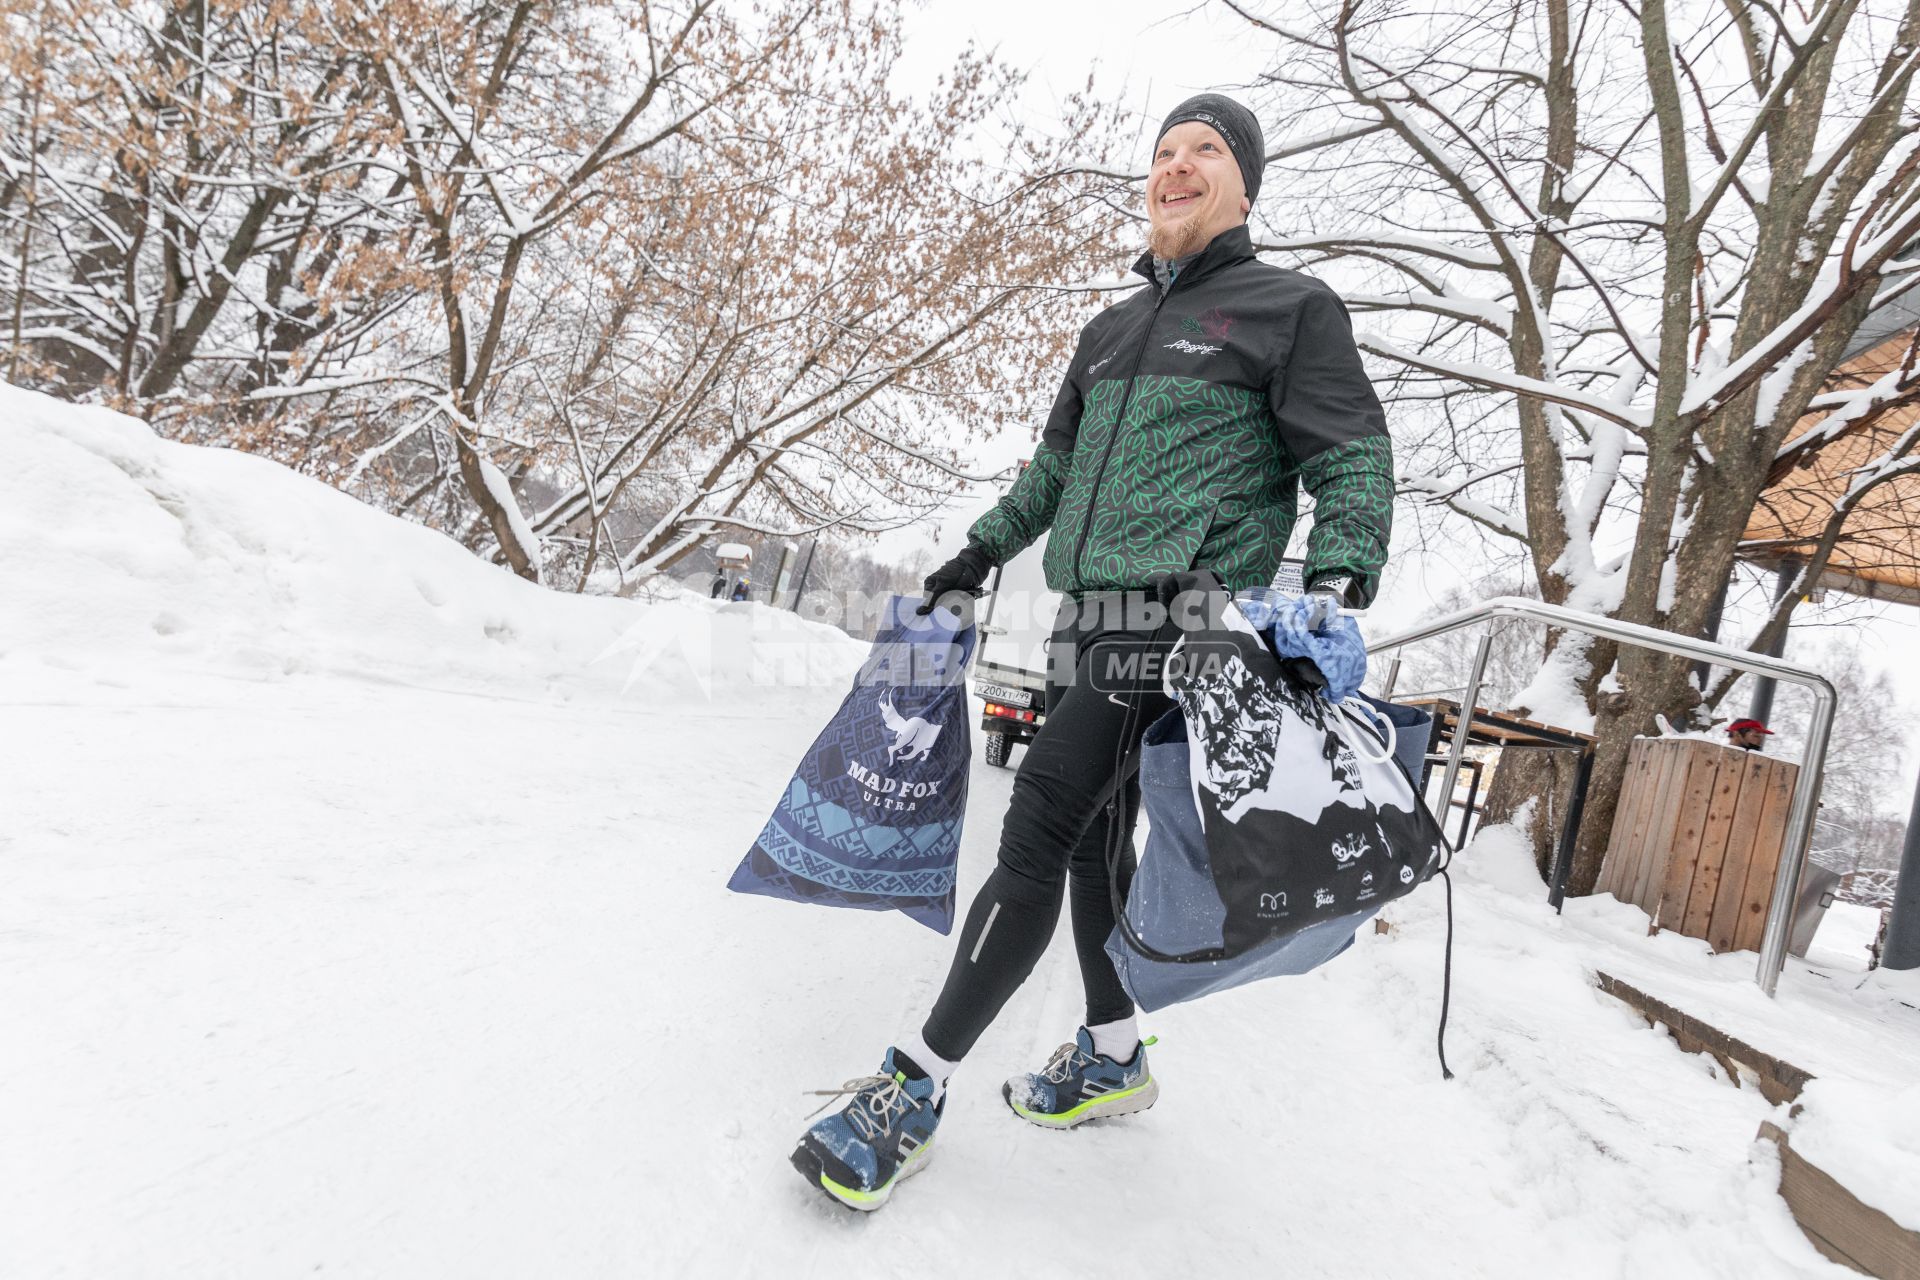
[917,545,994,615]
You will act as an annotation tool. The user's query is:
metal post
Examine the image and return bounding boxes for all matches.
[1547,749,1596,912]
[1883,761,1920,970]
[1755,676,1835,995]
[1434,629,1492,842]
[1367,596,1839,998]
[1747,560,1798,725]
[1382,655,1402,698]
[787,539,818,611]
[1690,574,1729,692]
[768,541,797,605]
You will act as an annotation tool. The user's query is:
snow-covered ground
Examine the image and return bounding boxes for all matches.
[2,384,1910,1277]
[1806,900,1884,972]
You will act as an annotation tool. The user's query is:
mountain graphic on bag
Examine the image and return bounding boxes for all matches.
[727,595,974,934]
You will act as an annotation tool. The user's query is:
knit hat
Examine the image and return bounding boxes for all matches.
[1155,94,1266,203]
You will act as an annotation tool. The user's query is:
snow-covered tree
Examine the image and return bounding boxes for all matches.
[3,0,1130,585]
[1227,0,1920,890]
[2,0,405,408]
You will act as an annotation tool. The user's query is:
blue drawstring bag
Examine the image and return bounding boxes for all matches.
[728,595,975,934]
[1106,597,1443,1010]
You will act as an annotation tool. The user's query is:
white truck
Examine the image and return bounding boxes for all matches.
[966,477,1060,769]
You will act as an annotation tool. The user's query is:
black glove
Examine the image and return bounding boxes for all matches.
[917,544,994,615]
[1144,568,1225,608]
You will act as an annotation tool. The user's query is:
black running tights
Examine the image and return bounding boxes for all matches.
[920,614,1173,1062]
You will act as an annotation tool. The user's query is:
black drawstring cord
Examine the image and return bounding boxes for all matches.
[1437,861,1456,1081]
[1431,821,1457,1081]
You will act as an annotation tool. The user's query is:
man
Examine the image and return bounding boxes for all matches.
[791,94,1395,1211]
[1726,718,1773,751]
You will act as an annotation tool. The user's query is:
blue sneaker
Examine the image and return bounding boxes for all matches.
[792,1048,942,1211]
[1002,1027,1158,1129]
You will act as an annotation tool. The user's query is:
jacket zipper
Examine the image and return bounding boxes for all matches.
[1071,275,1174,584]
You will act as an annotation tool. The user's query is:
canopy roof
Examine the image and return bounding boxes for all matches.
[1739,302,1920,608]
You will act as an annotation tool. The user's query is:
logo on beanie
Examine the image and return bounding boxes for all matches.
[1182,110,1239,151]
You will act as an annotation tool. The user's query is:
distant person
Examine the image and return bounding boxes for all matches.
[1726,718,1773,751]
[710,573,727,599]
[730,577,751,602]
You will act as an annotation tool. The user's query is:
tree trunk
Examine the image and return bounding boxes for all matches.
[1478,746,1582,882]
[451,432,539,583]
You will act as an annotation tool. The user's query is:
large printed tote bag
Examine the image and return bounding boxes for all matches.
[728,595,975,934]
[1107,598,1445,1008]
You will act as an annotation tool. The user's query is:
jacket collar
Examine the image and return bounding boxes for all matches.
[1131,223,1257,292]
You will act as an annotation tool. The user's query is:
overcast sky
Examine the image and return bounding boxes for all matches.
[894,0,1269,132]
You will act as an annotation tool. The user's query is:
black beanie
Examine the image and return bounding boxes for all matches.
[1155,94,1266,203]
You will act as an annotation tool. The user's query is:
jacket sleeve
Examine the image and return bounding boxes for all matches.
[1268,283,1395,608]
[966,362,1081,565]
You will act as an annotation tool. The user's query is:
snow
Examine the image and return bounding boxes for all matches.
[1795,1073,1920,1235]
[1507,635,1598,733]
[0,383,858,705]
[0,383,1901,1275]
[1805,901,1883,972]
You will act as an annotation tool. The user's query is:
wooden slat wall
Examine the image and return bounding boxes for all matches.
[1707,751,1773,953]
[1596,738,1801,953]
[1733,761,1800,953]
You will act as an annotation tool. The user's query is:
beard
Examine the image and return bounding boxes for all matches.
[1147,208,1210,261]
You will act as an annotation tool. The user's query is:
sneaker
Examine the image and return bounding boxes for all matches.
[1002,1027,1158,1129]
[792,1048,942,1211]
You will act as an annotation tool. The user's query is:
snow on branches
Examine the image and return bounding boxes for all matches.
[2,0,1133,585]
[1222,0,1920,891]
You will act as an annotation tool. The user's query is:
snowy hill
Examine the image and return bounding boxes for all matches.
[0,383,861,703]
[1,382,1912,1277]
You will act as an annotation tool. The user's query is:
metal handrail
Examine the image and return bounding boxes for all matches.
[1368,596,1837,998]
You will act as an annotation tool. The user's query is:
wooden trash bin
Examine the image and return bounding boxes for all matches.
[1595,737,1800,953]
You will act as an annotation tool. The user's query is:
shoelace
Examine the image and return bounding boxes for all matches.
[1040,1042,1097,1085]
[805,1074,912,1142]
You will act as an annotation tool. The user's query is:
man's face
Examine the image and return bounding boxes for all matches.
[1731,727,1767,750]
[1146,121,1249,260]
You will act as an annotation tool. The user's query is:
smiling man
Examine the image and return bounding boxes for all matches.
[791,93,1395,1211]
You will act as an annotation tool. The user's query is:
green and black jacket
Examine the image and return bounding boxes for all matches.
[969,224,1394,605]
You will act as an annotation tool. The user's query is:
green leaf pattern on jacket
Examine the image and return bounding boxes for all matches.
[1297,434,1394,601]
[969,375,1393,601]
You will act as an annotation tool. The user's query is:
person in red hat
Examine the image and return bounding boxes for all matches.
[1726,718,1774,751]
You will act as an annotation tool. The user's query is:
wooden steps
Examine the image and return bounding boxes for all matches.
[1596,972,1919,1276]
[1596,971,1812,1105]
[1760,1123,1920,1279]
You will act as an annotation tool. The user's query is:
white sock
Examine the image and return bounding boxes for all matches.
[896,1031,959,1103]
[1087,1015,1140,1063]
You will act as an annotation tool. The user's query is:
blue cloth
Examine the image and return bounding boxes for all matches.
[727,595,974,933]
[1233,589,1369,702]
